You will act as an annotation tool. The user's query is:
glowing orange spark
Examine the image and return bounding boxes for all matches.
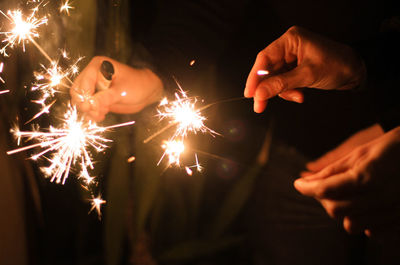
[127,156,136,163]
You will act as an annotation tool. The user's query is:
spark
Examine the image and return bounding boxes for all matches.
[32,58,82,102]
[156,87,217,139]
[127,156,136,163]
[25,100,56,124]
[158,140,185,167]
[7,105,135,185]
[78,163,95,185]
[145,84,218,174]
[189,59,196,66]
[0,7,48,56]
[60,0,74,16]
[89,195,106,219]
[257,70,269,76]
[0,90,9,94]
[194,153,202,172]
[0,62,5,83]
[185,166,193,176]
[27,56,83,122]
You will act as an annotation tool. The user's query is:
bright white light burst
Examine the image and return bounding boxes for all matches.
[157,88,216,139]
[153,87,216,173]
[60,0,74,15]
[89,195,106,219]
[7,105,135,185]
[0,8,48,56]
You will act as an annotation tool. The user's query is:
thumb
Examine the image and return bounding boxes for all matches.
[89,89,121,116]
[254,64,312,101]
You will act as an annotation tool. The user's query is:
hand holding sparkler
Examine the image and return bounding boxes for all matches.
[245,26,366,113]
[70,56,164,122]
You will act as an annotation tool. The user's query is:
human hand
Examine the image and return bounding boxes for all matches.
[245,26,366,113]
[70,56,164,122]
[301,124,384,177]
[294,127,400,239]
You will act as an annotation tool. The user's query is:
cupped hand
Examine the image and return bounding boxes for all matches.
[301,123,384,177]
[245,26,366,113]
[70,56,164,122]
[294,126,400,239]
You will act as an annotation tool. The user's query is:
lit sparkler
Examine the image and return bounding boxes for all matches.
[0,7,48,56]
[7,105,135,185]
[157,89,217,138]
[144,84,218,173]
[28,57,83,122]
[144,87,218,144]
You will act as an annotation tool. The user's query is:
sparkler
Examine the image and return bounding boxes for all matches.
[144,87,218,144]
[144,84,218,173]
[0,7,48,56]
[1,2,119,218]
[1,4,80,120]
[144,82,247,174]
[7,105,135,185]
[27,56,83,122]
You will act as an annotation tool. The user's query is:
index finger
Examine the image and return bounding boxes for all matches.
[244,30,298,98]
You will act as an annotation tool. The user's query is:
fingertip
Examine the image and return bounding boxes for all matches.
[278,93,304,103]
[293,178,319,197]
[244,88,252,98]
[293,178,305,192]
[253,99,267,113]
[278,89,304,103]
